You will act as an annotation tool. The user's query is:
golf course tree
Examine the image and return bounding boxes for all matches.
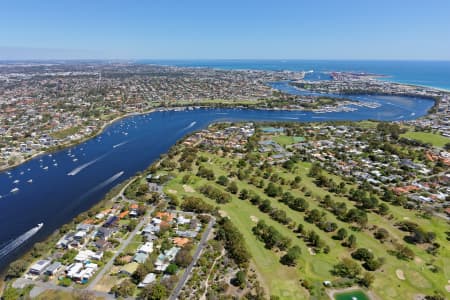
[393,243,415,260]
[264,182,282,197]
[252,220,292,251]
[359,272,375,288]
[199,184,232,204]
[374,228,390,242]
[216,175,229,186]
[239,188,250,200]
[216,217,250,268]
[197,166,215,180]
[332,258,362,279]
[351,248,374,262]
[342,234,357,249]
[227,181,239,194]
[334,228,348,240]
[280,245,302,266]
[181,196,214,213]
[344,208,368,228]
[280,192,309,212]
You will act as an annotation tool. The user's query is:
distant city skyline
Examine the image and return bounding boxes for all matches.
[1,0,449,60]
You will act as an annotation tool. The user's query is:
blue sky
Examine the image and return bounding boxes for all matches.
[0,0,449,60]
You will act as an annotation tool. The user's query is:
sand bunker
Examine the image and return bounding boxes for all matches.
[183,184,195,193]
[396,269,405,280]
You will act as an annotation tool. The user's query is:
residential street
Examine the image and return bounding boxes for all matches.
[87,209,152,291]
[169,216,216,300]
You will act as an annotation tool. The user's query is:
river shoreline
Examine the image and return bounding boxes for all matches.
[0,91,437,174]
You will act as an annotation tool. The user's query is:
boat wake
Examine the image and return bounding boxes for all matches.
[80,171,124,199]
[183,121,197,130]
[281,117,299,120]
[0,223,43,259]
[113,141,128,149]
[67,153,108,176]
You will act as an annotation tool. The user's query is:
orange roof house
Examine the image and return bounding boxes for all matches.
[392,185,420,195]
[173,237,190,247]
[156,212,175,222]
[118,211,129,219]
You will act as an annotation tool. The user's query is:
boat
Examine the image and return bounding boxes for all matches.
[36,223,44,229]
[10,187,19,193]
[20,171,24,175]
[352,297,358,300]
[43,166,49,170]
[27,179,33,183]
[73,158,78,162]
[13,179,20,184]
[54,163,58,166]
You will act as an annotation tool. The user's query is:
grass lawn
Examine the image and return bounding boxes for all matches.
[401,131,450,148]
[51,126,81,139]
[165,176,312,299]
[273,135,305,146]
[164,150,450,300]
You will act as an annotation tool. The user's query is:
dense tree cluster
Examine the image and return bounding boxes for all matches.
[252,220,291,251]
[197,166,215,180]
[280,245,302,266]
[199,184,232,204]
[216,217,250,268]
[280,192,309,212]
[181,196,214,213]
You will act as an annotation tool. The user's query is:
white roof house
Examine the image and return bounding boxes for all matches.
[29,259,51,275]
[137,242,153,254]
[138,273,157,288]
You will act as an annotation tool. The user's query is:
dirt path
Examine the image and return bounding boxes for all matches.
[200,248,226,300]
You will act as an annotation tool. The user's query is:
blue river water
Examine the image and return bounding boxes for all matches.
[0,79,437,272]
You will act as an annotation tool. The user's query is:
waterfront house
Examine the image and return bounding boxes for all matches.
[29,259,51,275]
[44,261,62,276]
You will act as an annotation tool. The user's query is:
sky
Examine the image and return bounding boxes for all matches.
[0,0,449,60]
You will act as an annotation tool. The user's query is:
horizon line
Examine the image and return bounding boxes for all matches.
[1,58,450,62]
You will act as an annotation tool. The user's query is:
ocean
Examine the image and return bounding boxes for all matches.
[138,59,450,91]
